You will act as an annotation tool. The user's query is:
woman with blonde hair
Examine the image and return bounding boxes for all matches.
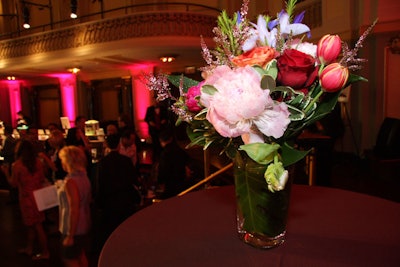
[57,146,91,267]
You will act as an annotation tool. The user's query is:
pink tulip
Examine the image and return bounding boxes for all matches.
[317,34,342,65]
[320,63,349,92]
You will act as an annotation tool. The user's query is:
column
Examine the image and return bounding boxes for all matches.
[57,74,77,127]
[129,64,155,140]
[6,80,22,128]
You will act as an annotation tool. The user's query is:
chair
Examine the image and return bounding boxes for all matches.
[373,117,400,160]
[365,117,400,176]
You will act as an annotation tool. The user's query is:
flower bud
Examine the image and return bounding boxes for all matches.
[320,63,349,92]
[317,34,342,65]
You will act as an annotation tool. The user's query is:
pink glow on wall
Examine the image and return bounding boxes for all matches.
[49,73,77,125]
[128,63,155,139]
[4,80,22,128]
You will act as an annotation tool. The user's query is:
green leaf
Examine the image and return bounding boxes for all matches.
[265,59,278,79]
[234,151,292,236]
[253,65,267,76]
[287,93,306,107]
[193,108,208,120]
[281,142,310,167]
[347,73,368,84]
[201,85,218,95]
[260,75,276,90]
[168,75,199,93]
[283,87,341,140]
[286,104,305,121]
[239,143,280,165]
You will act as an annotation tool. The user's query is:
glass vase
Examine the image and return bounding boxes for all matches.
[234,150,293,249]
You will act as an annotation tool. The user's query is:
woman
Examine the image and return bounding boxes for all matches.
[3,139,49,260]
[57,145,91,267]
[47,129,67,180]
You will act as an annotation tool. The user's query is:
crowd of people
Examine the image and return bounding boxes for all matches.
[0,107,197,265]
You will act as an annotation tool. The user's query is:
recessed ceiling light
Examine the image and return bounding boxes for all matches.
[68,67,81,73]
[159,56,176,63]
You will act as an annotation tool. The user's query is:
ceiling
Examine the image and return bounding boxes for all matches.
[1,35,209,83]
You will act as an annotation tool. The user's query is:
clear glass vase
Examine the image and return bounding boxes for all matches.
[234,150,293,249]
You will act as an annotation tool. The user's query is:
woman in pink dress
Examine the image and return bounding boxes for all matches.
[4,139,50,260]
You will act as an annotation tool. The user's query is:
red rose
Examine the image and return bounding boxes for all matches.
[277,49,318,90]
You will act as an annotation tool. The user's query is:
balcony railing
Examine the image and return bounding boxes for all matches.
[0,2,221,40]
[0,3,220,59]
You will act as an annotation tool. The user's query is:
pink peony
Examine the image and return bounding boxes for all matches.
[200,65,290,140]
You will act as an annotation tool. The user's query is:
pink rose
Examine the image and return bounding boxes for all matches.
[277,49,318,90]
[186,82,204,112]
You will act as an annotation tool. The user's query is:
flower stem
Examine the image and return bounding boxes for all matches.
[304,89,324,114]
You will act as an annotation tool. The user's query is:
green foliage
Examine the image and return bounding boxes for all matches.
[239,143,279,165]
[285,0,298,22]
[234,151,291,236]
[168,75,199,93]
[201,85,218,95]
[217,10,242,56]
[280,142,310,167]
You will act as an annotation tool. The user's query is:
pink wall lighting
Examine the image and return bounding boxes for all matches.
[129,63,155,139]
[52,74,77,126]
[4,80,22,128]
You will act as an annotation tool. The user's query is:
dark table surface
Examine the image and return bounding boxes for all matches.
[98,185,400,267]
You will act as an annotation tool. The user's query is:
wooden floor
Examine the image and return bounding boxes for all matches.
[0,152,399,267]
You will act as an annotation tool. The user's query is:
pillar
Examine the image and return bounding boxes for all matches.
[129,64,155,140]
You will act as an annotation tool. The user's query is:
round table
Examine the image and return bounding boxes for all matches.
[98,185,400,267]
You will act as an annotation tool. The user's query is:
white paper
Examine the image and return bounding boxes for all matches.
[33,185,59,211]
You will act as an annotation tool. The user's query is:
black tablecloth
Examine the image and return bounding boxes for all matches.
[99,185,400,267]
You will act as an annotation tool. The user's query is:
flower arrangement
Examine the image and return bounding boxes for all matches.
[145,0,375,193]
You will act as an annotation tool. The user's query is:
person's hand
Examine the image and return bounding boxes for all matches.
[63,235,74,247]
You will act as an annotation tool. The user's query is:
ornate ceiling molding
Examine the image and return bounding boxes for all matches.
[0,12,216,59]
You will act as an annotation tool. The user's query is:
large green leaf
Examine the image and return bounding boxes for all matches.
[280,142,310,167]
[239,143,279,165]
[234,151,292,236]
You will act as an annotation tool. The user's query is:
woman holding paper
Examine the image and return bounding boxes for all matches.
[2,139,50,260]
